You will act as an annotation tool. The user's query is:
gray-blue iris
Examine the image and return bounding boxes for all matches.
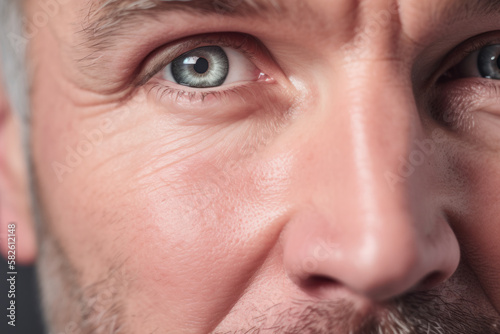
[478,45,500,80]
[171,46,229,88]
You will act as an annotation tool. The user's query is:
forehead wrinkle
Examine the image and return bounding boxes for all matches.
[72,0,500,77]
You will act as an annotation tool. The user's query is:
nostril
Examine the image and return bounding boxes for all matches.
[417,271,446,291]
[302,275,340,290]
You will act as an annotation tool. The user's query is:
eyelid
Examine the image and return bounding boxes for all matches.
[134,33,264,86]
[437,31,500,82]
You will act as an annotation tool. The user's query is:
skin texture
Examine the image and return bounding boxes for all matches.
[1,0,500,333]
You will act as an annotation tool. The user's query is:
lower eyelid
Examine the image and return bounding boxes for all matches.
[149,83,231,106]
[144,79,292,122]
[149,71,272,103]
[433,79,500,126]
[145,79,248,108]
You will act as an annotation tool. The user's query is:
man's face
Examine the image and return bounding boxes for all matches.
[12,0,500,332]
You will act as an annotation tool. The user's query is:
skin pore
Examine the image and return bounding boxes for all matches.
[1,0,500,333]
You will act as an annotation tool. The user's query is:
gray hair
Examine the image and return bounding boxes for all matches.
[0,0,30,126]
[0,1,41,239]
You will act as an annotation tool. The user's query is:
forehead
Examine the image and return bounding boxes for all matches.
[85,0,500,18]
[23,0,500,89]
[71,0,500,54]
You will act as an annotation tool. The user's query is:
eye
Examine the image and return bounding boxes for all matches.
[452,44,500,80]
[162,45,260,88]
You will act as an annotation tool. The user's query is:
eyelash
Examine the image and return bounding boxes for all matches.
[146,83,248,104]
[138,30,500,110]
[439,31,500,81]
[428,31,500,129]
[138,33,267,103]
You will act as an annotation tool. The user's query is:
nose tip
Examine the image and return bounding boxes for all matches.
[282,210,460,302]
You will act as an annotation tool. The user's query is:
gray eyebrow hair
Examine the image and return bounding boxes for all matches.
[81,0,283,50]
[80,0,500,50]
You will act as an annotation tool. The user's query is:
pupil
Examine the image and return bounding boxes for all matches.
[170,46,229,88]
[194,58,209,74]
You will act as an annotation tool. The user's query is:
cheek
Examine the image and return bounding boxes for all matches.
[450,151,500,313]
[123,151,293,329]
[32,78,294,328]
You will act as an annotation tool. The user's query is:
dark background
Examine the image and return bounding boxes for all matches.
[0,256,46,334]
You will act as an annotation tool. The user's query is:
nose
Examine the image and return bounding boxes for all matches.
[281,62,460,302]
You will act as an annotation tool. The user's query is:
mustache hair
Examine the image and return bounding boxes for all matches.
[360,292,500,334]
[218,292,500,334]
[37,209,499,334]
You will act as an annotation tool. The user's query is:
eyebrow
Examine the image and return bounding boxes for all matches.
[82,0,500,49]
[82,0,284,49]
[442,0,500,21]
